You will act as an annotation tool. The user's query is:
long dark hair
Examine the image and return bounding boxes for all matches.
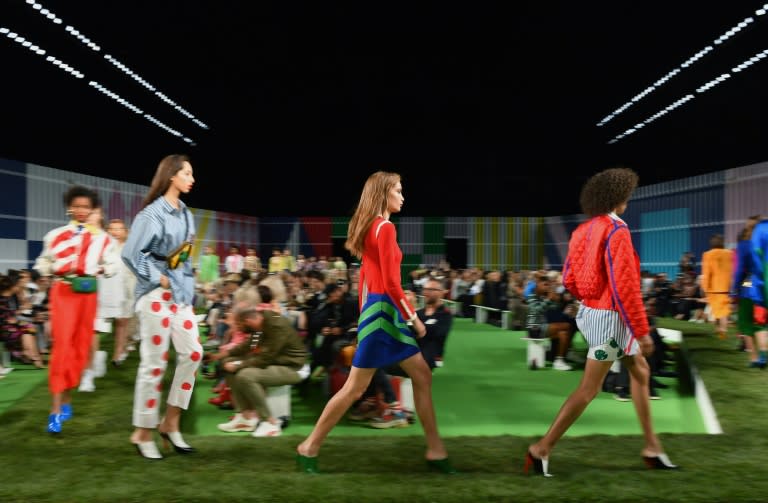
[141,154,190,209]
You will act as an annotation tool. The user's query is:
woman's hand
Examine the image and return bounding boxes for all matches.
[405,290,417,308]
[159,274,170,289]
[411,316,426,339]
[638,335,654,357]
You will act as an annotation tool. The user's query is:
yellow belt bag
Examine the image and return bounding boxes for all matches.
[167,241,193,270]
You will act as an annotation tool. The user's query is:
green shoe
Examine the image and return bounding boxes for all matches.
[426,458,458,474]
[296,453,320,474]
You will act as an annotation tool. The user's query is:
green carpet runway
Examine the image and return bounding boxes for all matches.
[0,318,705,436]
[193,317,706,437]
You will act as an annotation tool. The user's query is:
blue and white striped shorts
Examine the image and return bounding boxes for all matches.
[576,304,639,361]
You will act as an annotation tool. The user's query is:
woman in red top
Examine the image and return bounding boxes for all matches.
[525,168,677,476]
[34,185,116,434]
[296,171,455,474]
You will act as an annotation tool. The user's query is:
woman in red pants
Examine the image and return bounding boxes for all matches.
[34,185,116,434]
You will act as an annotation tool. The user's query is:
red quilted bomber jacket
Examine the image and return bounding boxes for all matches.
[562,214,649,339]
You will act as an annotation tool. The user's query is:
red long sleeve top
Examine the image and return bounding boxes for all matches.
[359,217,417,321]
[563,214,649,340]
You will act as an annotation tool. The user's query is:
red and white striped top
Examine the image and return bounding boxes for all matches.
[34,222,116,278]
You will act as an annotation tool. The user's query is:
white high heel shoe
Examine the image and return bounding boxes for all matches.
[133,440,163,460]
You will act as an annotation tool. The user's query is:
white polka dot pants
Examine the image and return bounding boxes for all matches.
[132,288,203,429]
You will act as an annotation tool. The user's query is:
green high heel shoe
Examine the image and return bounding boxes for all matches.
[426,458,458,474]
[296,453,320,474]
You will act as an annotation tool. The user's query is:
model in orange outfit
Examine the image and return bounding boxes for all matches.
[701,234,734,338]
[34,185,116,434]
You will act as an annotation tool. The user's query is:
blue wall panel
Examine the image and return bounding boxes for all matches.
[0,158,25,173]
[0,217,25,240]
[639,208,690,277]
[27,240,43,269]
[0,171,26,216]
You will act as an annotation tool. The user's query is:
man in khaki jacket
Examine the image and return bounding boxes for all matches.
[214,307,308,437]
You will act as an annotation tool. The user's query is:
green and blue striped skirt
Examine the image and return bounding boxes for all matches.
[352,292,419,368]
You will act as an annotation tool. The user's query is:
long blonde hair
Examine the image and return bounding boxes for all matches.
[345,171,401,258]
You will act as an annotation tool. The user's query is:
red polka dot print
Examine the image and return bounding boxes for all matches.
[181,382,192,391]
[162,351,168,361]
[147,398,156,408]
[152,335,162,345]
[151,302,161,312]
[152,368,162,377]
[190,351,201,362]
[162,291,172,302]
[161,318,170,328]
[170,304,178,314]
[156,383,163,392]
[183,320,193,330]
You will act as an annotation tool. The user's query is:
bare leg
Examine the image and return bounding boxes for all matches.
[717,316,729,338]
[158,404,183,432]
[399,352,447,460]
[547,323,573,358]
[744,334,758,363]
[529,359,612,458]
[130,427,154,443]
[51,392,62,414]
[623,355,663,455]
[50,389,72,414]
[756,330,768,352]
[297,366,376,457]
[22,333,44,367]
[113,317,128,362]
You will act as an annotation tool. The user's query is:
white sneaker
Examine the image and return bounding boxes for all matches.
[251,420,282,437]
[553,358,573,371]
[78,370,96,392]
[217,413,258,432]
[0,367,13,376]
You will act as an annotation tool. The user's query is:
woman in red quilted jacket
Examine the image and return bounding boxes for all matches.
[525,167,678,476]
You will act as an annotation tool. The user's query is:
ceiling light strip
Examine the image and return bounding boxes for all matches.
[597,4,766,127]
[1,25,194,143]
[23,0,209,130]
[608,45,768,143]
[24,0,63,25]
[89,81,195,144]
[1,27,85,78]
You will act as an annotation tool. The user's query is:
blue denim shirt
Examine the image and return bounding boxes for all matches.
[122,196,196,306]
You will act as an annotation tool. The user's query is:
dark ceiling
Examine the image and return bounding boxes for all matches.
[1,1,767,216]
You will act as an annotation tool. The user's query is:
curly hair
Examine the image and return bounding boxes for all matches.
[579,167,638,217]
[63,185,99,209]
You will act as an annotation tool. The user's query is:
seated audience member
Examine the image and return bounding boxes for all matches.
[607,311,675,401]
[206,307,251,408]
[347,366,410,429]
[481,270,507,325]
[307,283,358,379]
[525,276,574,370]
[414,278,453,368]
[0,273,45,368]
[215,307,308,437]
